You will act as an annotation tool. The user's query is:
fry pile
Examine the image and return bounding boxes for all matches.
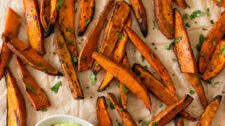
[1,0,224,125]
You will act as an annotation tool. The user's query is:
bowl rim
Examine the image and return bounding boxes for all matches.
[35,114,94,126]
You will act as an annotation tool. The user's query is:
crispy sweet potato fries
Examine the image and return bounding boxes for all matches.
[97,96,112,126]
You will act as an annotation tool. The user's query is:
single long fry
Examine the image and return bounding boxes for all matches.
[132,64,195,121]
[97,96,112,126]
[92,52,152,110]
[17,58,50,110]
[92,1,131,73]
[175,10,197,74]
[125,27,176,95]
[3,35,60,76]
[40,0,58,37]
[202,40,225,80]
[78,0,95,36]
[212,0,225,7]
[129,0,148,37]
[199,12,225,73]
[78,0,115,71]
[98,17,132,91]
[183,73,208,108]
[108,93,137,126]
[0,8,21,80]
[23,0,44,55]
[154,0,174,39]
[58,0,77,57]
[56,33,84,99]
[6,69,26,126]
[174,0,187,9]
[196,95,222,126]
[148,95,193,126]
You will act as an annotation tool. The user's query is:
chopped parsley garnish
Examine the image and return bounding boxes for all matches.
[189,89,195,95]
[66,27,72,32]
[210,20,214,24]
[217,0,222,3]
[141,55,145,62]
[183,13,189,21]
[140,120,149,126]
[51,81,62,93]
[25,83,36,94]
[143,65,148,71]
[56,0,64,10]
[39,108,47,112]
[206,8,210,17]
[196,34,205,51]
[118,32,124,40]
[159,103,163,108]
[190,10,204,19]
[86,19,91,25]
[72,56,77,64]
[107,99,115,110]
[213,40,217,46]
[89,72,97,85]
[165,43,173,50]
[153,20,158,29]
[185,23,190,28]
[152,122,158,126]
[201,52,205,57]
[121,84,129,93]
[174,37,182,43]
[221,45,225,54]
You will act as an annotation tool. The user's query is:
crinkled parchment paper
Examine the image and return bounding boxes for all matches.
[0,0,225,125]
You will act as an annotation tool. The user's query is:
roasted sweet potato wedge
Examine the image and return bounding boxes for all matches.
[56,33,84,99]
[213,0,225,7]
[148,95,193,126]
[175,10,197,74]
[154,0,174,39]
[97,96,112,126]
[202,40,225,80]
[196,95,222,126]
[174,0,188,9]
[92,52,152,110]
[92,1,131,73]
[125,27,176,95]
[78,0,115,71]
[132,64,195,121]
[40,0,58,37]
[17,58,50,110]
[129,0,148,37]
[58,0,77,57]
[78,0,95,36]
[0,8,21,80]
[2,35,60,76]
[23,0,44,55]
[98,17,132,92]
[6,69,26,126]
[199,12,225,73]
[108,93,137,126]
[183,73,208,108]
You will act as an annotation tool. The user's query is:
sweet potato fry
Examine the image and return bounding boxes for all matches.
[183,73,208,108]
[2,35,60,76]
[174,0,188,9]
[125,27,176,95]
[212,0,225,7]
[129,0,148,37]
[78,0,115,71]
[108,93,137,126]
[58,0,77,57]
[17,58,50,110]
[175,10,197,74]
[199,12,225,73]
[148,95,193,126]
[6,69,26,126]
[40,0,58,37]
[78,0,95,36]
[0,8,21,80]
[202,40,225,80]
[92,1,131,73]
[154,0,174,39]
[196,95,222,126]
[56,33,84,99]
[23,0,44,55]
[176,117,184,126]
[132,64,195,121]
[92,52,152,110]
[97,96,112,126]
[98,17,132,92]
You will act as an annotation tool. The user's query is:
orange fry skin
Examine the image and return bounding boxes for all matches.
[213,0,225,7]
[174,0,188,9]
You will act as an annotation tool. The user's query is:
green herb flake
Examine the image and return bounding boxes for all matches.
[165,43,173,50]
[86,19,91,25]
[206,8,210,17]
[190,10,204,19]
[141,55,145,62]
[221,45,225,54]
[39,108,47,112]
[56,0,64,10]
[72,56,77,64]
[210,20,214,24]
[201,52,205,57]
[213,40,217,46]
[66,27,72,32]
[159,103,163,108]
[89,72,97,85]
[25,83,36,94]
[174,37,182,43]
[185,23,190,28]
[153,20,158,29]
[121,84,129,93]
[152,122,158,126]
[143,65,148,71]
[183,13,189,21]
[196,34,205,51]
[217,0,222,3]
[107,99,115,110]
[189,89,195,95]
[118,32,124,40]
[51,81,62,93]
[140,120,149,126]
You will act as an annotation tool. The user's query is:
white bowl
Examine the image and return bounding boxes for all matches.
[35,114,94,126]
